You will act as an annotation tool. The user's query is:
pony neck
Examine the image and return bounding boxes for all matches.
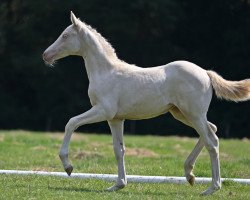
[81,47,116,81]
[78,25,122,80]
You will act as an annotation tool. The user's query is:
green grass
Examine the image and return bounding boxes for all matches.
[0,130,249,199]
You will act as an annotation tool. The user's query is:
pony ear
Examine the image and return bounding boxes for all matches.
[70,11,81,28]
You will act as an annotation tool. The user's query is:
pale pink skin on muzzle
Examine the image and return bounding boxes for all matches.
[42,49,57,65]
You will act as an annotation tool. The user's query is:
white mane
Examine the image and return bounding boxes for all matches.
[79,20,119,61]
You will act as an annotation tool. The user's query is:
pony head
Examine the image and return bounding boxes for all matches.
[43,11,83,65]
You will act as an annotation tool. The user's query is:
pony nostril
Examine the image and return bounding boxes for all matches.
[42,50,55,64]
[43,52,48,58]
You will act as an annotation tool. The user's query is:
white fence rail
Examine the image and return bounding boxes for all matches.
[1,170,250,185]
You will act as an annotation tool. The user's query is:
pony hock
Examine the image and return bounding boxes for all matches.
[43,11,250,195]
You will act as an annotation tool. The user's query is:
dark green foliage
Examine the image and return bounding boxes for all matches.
[0,0,249,137]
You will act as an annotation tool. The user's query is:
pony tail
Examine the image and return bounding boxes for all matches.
[206,70,250,102]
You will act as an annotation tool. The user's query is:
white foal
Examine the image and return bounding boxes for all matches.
[43,11,250,195]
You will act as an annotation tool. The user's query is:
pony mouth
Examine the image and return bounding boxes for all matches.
[44,59,56,66]
[43,55,56,66]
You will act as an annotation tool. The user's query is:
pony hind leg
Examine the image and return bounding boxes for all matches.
[170,107,218,188]
[189,115,221,195]
[170,107,201,185]
[183,122,217,186]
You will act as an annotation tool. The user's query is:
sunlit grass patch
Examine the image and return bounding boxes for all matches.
[0,130,249,199]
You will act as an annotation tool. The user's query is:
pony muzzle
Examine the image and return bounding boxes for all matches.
[42,50,57,65]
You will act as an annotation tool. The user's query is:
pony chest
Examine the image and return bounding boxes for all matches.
[87,84,109,105]
[88,87,98,105]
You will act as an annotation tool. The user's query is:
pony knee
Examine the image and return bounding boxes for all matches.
[206,145,219,156]
[65,118,77,133]
[209,123,217,133]
[203,133,219,155]
[204,138,219,155]
[206,123,219,147]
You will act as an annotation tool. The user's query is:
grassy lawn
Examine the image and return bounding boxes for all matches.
[0,130,249,199]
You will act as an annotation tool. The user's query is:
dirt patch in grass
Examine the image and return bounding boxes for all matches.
[47,133,88,141]
[31,167,58,172]
[31,145,47,150]
[73,151,103,160]
[173,144,189,155]
[126,148,158,157]
[220,152,231,160]
[242,137,249,142]
[0,135,5,142]
[88,141,107,148]
[170,136,197,142]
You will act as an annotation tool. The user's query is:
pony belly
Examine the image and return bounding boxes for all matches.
[114,103,173,120]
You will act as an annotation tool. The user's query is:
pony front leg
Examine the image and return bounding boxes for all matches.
[107,120,127,191]
[59,106,107,175]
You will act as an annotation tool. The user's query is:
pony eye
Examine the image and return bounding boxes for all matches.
[62,33,68,39]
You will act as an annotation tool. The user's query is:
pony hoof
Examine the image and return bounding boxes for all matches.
[106,184,125,192]
[201,186,220,196]
[188,175,195,186]
[65,165,73,176]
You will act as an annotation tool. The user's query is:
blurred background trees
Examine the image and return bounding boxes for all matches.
[0,0,249,138]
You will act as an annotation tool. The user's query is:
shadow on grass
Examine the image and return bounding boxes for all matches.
[49,186,168,196]
[49,186,102,193]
